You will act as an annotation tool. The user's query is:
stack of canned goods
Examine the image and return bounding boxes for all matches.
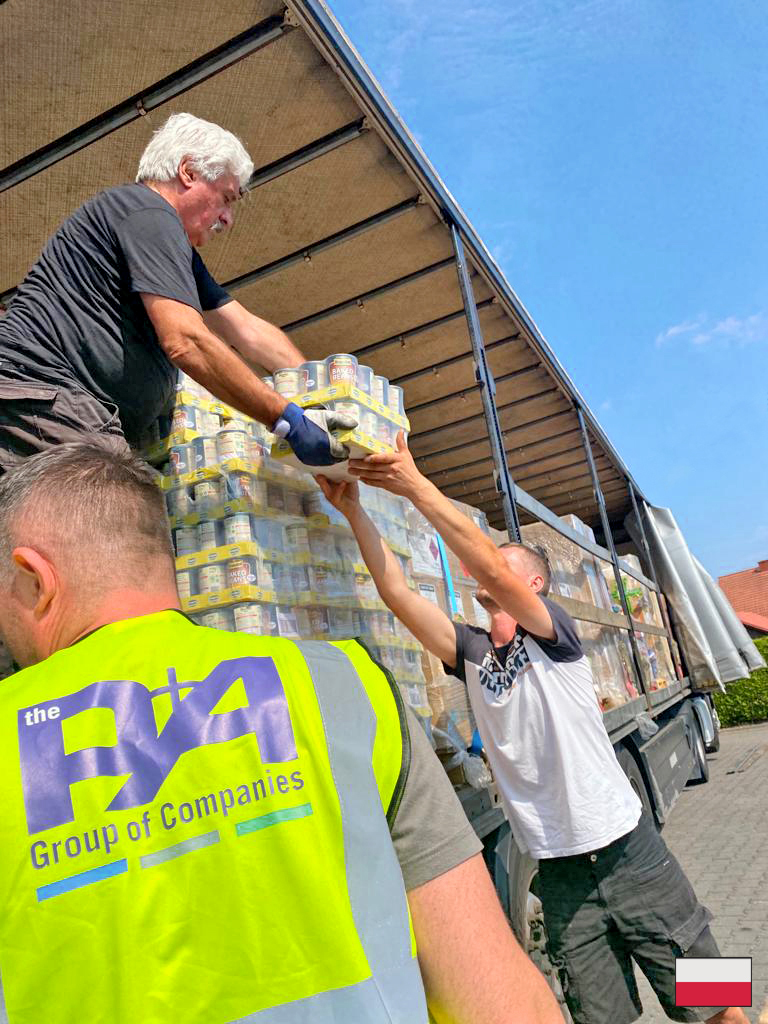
[147,366,430,720]
[268,353,408,448]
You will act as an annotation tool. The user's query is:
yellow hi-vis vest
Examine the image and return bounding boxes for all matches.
[0,610,428,1023]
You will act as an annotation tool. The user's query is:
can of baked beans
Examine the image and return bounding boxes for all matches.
[169,444,193,476]
[174,526,198,556]
[261,375,275,389]
[194,479,223,511]
[171,405,198,432]
[201,609,233,631]
[191,436,218,470]
[266,484,285,512]
[377,419,392,446]
[372,375,389,407]
[198,564,227,594]
[359,409,377,437]
[233,602,263,634]
[226,557,258,588]
[223,473,256,502]
[166,487,194,517]
[301,360,328,391]
[286,524,310,554]
[356,364,374,394]
[198,410,221,436]
[326,353,358,385]
[283,488,304,517]
[197,520,223,551]
[224,514,254,545]
[387,385,405,418]
[274,367,308,398]
[216,426,249,462]
[308,608,330,636]
[175,570,196,600]
[332,400,360,426]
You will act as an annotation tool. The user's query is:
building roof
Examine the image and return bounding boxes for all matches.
[738,611,768,635]
[719,560,768,619]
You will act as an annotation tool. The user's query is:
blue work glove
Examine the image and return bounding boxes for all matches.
[273,402,358,466]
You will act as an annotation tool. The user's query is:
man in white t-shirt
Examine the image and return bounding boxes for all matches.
[316,432,749,1024]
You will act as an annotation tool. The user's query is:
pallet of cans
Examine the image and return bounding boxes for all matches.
[268,354,410,479]
[143,368,430,724]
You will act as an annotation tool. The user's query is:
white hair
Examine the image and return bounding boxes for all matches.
[136,112,254,189]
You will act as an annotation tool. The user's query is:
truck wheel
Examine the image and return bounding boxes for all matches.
[706,703,721,753]
[503,838,573,1023]
[688,716,710,784]
[616,745,657,826]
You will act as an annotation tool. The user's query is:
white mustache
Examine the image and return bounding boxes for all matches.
[211,219,226,233]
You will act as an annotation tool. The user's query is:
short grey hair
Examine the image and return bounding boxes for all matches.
[136,112,254,189]
[0,444,174,587]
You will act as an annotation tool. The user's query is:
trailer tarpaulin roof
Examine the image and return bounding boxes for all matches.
[1,0,640,537]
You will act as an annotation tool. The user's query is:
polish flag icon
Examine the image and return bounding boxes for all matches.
[675,958,752,1008]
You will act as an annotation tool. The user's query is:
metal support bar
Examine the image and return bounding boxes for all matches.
[0,14,292,194]
[280,257,455,332]
[222,196,420,292]
[247,119,367,189]
[576,407,647,698]
[450,223,520,541]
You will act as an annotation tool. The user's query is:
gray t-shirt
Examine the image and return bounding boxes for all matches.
[0,184,231,444]
[394,707,482,889]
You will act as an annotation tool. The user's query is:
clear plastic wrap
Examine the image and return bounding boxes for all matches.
[144,368,428,720]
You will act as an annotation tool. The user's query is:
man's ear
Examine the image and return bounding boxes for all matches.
[12,547,58,616]
[530,574,545,594]
[178,156,197,189]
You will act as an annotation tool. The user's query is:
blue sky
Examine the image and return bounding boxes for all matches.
[330,0,767,577]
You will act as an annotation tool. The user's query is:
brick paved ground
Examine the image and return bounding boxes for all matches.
[634,722,768,1024]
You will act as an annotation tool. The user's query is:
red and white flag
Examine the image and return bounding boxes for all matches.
[675,957,752,1008]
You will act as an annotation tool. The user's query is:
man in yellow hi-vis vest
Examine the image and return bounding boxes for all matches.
[0,444,562,1024]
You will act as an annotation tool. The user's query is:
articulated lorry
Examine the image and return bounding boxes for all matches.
[2,0,764,981]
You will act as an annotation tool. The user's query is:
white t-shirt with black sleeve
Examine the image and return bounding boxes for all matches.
[446,597,641,860]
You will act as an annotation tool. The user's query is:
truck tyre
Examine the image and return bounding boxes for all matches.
[497,830,572,1023]
[616,745,657,826]
[706,703,721,753]
[688,715,710,784]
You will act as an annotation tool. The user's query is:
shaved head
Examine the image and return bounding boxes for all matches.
[499,542,551,595]
[0,443,174,591]
[0,444,177,665]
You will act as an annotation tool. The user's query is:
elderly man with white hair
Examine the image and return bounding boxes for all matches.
[0,113,352,472]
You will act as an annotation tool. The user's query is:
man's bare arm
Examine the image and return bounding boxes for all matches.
[143,294,288,426]
[409,854,564,1024]
[317,477,458,667]
[203,300,305,373]
[349,433,556,640]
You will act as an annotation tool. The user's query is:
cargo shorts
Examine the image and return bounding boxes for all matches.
[538,814,725,1024]
[0,370,130,475]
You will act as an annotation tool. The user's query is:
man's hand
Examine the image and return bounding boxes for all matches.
[279,404,357,466]
[348,431,429,499]
[316,475,362,519]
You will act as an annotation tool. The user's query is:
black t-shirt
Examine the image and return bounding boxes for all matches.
[446,596,583,695]
[0,184,231,444]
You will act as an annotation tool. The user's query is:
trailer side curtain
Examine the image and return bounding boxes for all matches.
[624,504,763,689]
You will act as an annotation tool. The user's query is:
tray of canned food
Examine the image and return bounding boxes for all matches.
[166,475,312,527]
[173,519,319,567]
[266,355,410,475]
